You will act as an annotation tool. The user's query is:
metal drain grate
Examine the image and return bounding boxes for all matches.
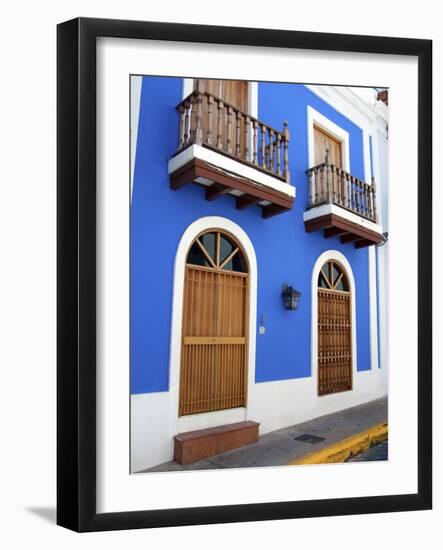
[294,434,326,444]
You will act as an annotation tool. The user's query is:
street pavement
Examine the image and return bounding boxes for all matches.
[348,439,388,462]
[141,396,388,473]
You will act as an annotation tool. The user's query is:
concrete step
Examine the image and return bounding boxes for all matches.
[174,420,260,465]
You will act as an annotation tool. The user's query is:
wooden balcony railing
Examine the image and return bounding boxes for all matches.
[306,150,378,223]
[176,90,291,184]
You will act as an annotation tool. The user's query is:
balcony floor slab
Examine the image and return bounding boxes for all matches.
[169,145,295,218]
[304,203,384,247]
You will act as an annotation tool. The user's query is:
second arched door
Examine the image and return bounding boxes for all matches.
[317,260,352,396]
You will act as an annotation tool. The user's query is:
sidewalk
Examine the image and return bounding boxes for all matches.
[142,396,388,472]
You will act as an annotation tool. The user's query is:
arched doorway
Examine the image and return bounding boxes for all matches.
[317,260,352,396]
[179,230,249,416]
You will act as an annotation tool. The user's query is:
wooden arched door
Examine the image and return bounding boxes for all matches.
[179,230,249,416]
[317,260,352,395]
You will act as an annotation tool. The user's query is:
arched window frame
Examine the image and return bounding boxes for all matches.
[318,260,350,292]
[186,229,249,274]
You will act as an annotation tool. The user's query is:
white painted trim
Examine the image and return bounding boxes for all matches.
[374,98,389,124]
[247,81,259,155]
[307,105,350,171]
[363,129,372,187]
[168,144,295,198]
[370,126,387,230]
[168,216,258,438]
[373,125,388,377]
[303,203,383,235]
[182,77,194,98]
[177,407,246,433]
[248,81,258,118]
[130,75,142,200]
[306,85,375,131]
[311,250,357,395]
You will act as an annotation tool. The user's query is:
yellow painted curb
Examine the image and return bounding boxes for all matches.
[288,422,388,465]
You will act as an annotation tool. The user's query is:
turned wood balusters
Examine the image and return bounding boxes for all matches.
[306,150,378,223]
[177,90,290,184]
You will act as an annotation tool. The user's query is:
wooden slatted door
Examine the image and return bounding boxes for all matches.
[194,79,249,157]
[179,230,249,416]
[318,260,352,395]
[194,79,248,111]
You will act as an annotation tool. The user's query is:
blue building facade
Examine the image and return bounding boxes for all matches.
[130,76,388,471]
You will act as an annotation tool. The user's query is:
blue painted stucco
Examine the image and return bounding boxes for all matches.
[131,77,372,395]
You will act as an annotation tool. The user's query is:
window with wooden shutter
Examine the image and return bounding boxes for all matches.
[314,125,343,168]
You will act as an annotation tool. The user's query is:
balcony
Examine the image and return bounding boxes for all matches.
[303,153,384,247]
[168,91,295,218]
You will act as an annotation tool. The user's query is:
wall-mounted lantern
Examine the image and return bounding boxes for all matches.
[282,284,301,310]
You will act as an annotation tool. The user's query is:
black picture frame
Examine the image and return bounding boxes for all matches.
[57,17,432,532]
